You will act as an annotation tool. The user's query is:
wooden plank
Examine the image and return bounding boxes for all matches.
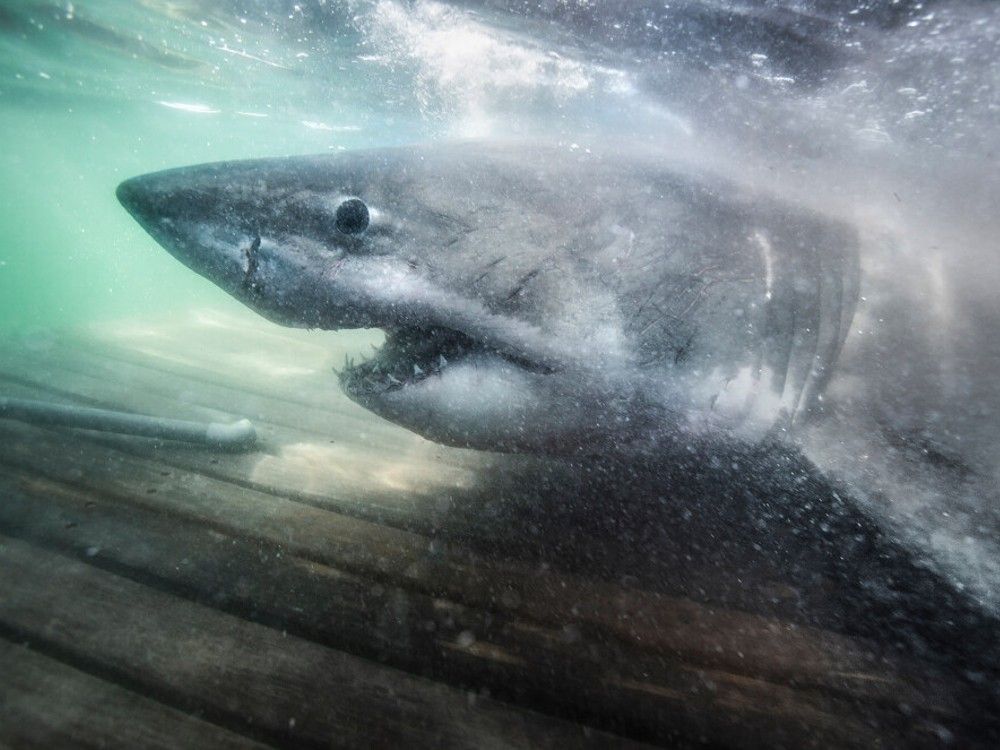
[80,307,373,400]
[0,416,944,707]
[0,334,466,462]
[0,336,915,672]
[33,321,999,692]
[0,334,485,520]
[0,639,271,750]
[36,317,995,673]
[67,308,386,418]
[0,312,976,743]
[0,533,645,750]
[0,335,904,629]
[0,468,922,749]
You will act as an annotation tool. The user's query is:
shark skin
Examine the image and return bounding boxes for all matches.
[118,139,1000,637]
[116,141,859,456]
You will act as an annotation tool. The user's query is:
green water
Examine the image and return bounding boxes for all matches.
[0,0,679,333]
[2,105,221,329]
[0,103,387,330]
[2,1,998,336]
[0,1,428,330]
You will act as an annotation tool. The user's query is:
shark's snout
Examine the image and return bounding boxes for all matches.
[116,172,187,246]
[115,168,256,299]
[116,170,202,230]
[115,175,152,224]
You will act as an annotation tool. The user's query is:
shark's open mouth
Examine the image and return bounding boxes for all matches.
[339,326,552,395]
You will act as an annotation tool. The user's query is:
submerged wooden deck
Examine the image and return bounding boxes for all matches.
[0,308,981,748]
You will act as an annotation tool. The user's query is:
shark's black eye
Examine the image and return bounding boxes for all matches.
[335,197,369,235]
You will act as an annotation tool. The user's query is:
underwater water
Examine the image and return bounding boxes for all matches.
[2,1,1000,747]
[3,1,996,328]
[0,2,397,329]
[0,0,648,330]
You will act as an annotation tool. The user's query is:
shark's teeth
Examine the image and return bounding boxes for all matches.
[342,348,450,394]
[338,325,552,396]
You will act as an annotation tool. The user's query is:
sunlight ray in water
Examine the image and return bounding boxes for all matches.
[157,100,221,114]
[251,439,480,497]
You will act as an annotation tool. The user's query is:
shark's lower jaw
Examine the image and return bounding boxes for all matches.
[337,323,644,454]
[338,325,552,397]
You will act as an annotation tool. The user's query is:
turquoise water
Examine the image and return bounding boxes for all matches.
[0,1,419,329]
[0,101,410,329]
[0,1,642,330]
[1,104,242,329]
[6,1,995,333]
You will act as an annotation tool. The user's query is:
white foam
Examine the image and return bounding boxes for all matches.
[364,0,631,135]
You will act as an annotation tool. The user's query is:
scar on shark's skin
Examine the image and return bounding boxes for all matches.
[505,267,542,302]
[241,235,261,292]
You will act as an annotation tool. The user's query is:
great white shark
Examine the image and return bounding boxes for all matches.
[116,141,1000,617]
[116,142,858,452]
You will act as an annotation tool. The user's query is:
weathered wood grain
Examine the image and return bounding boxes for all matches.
[0,639,272,750]
[0,414,913,701]
[0,468,923,749]
[0,334,896,637]
[0,309,975,748]
[0,533,646,750]
[0,330,484,520]
[0,324,922,626]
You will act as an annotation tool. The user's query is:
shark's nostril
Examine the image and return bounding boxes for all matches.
[241,236,262,291]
